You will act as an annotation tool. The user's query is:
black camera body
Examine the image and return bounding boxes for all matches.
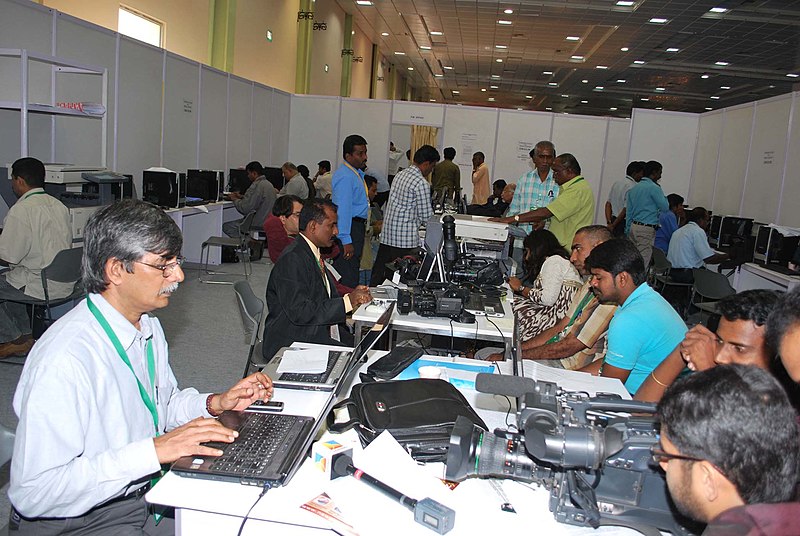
[446,377,698,535]
[395,285,473,323]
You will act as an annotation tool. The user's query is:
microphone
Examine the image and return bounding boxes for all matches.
[332,455,455,534]
[475,373,538,397]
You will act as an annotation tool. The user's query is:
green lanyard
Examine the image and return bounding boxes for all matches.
[22,190,47,200]
[545,290,594,345]
[86,296,159,435]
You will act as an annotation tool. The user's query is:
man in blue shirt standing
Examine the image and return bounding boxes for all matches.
[580,238,686,393]
[332,134,370,287]
[654,193,684,253]
[625,160,668,267]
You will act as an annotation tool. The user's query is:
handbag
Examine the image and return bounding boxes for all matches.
[327,378,487,462]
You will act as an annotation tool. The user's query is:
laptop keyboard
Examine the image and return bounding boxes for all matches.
[207,413,300,475]
[279,351,341,382]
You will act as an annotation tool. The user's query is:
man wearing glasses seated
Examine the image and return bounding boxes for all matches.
[9,200,275,534]
[655,365,800,535]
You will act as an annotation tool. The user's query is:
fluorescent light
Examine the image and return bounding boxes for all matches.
[420,46,431,50]
[546,107,552,110]
[381,32,389,36]
[525,95,533,99]
[709,7,728,13]
[656,107,663,110]
[491,74,500,79]
[561,94,569,97]
[720,85,731,89]
[488,97,495,101]
[705,107,713,110]
[495,58,503,63]
[430,99,436,102]
[581,79,588,83]
[497,20,512,25]
[715,61,729,66]
[481,88,487,92]
[701,74,710,79]
[620,47,629,52]
[495,45,507,49]
[596,65,608,69]
[581,100,588,103]
[571,55,584,60]
[434,74,443,78]
[595,86,604,90]
[710,96,720,99]
[543,71,553,75]
[616,1,635,5]
[356,0,373,5]
[649,17,669,24]
[490,85,498,89]
[610,107,618,111]
[655,87,665,91]
[394,51,405,55]
[407,67,414,71]
[548,82,557,86]
[641,98,649,101]
[430,31,443,36]
[504,8,513,14]
[517,107,523,111]
[787,73,800,78]
[633,60,646,65]
[443,66,453,70]
[666,47,680,52]
[566,36,580,41]
[617,79,626,83]
[452,90,460,94]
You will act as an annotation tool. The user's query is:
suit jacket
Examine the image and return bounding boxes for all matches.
[262,235,353,360]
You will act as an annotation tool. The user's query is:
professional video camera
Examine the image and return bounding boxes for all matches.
[396,283,476,323]
[446,375,698,535]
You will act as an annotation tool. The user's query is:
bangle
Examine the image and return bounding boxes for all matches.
[650,370,668,388]
[206,394,221,417]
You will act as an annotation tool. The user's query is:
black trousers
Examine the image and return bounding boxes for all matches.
[370,244,416,286]
[333,218,366,288]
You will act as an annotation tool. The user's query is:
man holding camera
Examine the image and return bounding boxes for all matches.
[656,365,800,534]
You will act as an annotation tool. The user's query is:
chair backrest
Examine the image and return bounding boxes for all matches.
[0,423,15,467]
[233,280,264,348]
[237,211,257,241]
[651,248,671,273]
[41,247,83,303]
[692,268,735,301]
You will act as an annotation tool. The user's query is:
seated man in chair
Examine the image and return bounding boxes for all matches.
[0,157,72,358]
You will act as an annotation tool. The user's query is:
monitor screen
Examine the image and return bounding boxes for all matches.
[187,169,221,202]
[769,232,800,266]
[719,216,753,247]
[754,225,771,258]
[709,214,722,242]
[264,166,284,191]
[143,170,183,208]
[228,169,250,194]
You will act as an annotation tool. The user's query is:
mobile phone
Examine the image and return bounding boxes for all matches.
[245,400,284,413]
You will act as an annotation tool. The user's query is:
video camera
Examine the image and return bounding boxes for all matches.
[445,375,698,535]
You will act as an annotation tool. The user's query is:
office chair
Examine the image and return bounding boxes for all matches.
[3,247,84,341]
[690,268,735,323]
[200,211,257,284]
[651,248,693,308]
[233,280,270,378]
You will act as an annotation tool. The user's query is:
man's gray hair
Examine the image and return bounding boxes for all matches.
[533,140,556,157]
[282,162,298,172]
[82,200,183,293]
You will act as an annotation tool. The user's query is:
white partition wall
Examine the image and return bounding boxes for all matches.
[711,104,754,217]
[552,114,609,217]
[493,110,553,184]
[338,98,392,175]
[597,118,632,222]
[251,84,272,164]
[198,66,228,171]
[689,111,724,210]
[442,105,498,202]
[269,90,291,165]
[288,95,341,170]
[227,75,254,171]
[780,93,800,227]
[162,55,200,172]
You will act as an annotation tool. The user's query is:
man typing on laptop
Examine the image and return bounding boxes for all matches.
[9,200,274,535]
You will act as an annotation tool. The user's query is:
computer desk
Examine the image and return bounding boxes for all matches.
[352,287,515,355]
[146,351,645,536]
[734,262,800,292]
[164,201,239,265]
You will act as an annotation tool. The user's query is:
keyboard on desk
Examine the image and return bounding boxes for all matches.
[207,413,299,475]
[278,350,342,383]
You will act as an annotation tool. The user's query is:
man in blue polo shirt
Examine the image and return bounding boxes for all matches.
[667,207,729,283]
[625,160,668,267]
[580,238,686,393]
[332,134,370,287]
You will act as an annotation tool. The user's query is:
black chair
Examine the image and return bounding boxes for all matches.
[233,280,270,378]
[690,268,735,323]
[200,211,257,284]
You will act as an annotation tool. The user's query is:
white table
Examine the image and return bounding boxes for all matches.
[147,352,648,536]
[165,201,239,265]
[353,289,515,353]
[733,262,800,293]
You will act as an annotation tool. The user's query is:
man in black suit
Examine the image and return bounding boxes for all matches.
[262,198,372,360]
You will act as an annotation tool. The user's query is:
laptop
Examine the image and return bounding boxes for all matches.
[262,303,395,391]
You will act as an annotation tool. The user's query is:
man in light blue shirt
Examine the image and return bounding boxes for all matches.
[332,134,370,287]
[654,193,684,253]
[507,140,559,234]
[667,207,729,283]
[625,160,668,267]
[580,238,686,393]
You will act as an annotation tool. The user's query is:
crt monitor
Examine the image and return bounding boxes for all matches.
[187,169,223,202]
[142,170,186,209]
[708,214,722,245]
[228,169,250,194]
[719,216,753,248]
[264,166,284,191]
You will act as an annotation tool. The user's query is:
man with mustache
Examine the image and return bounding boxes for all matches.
[9,200,274,534]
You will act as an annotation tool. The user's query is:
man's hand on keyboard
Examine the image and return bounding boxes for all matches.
[216,371,275,412]
[154,417,239,464]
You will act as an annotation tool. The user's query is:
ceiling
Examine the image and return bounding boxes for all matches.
[334,0,800,118]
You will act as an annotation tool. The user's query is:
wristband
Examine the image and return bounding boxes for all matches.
[206,394,222,417]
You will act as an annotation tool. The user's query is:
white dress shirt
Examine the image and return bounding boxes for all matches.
[10,293,209,518]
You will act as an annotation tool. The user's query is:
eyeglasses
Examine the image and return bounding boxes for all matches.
[650,445,705,465]
[135,256,185,278]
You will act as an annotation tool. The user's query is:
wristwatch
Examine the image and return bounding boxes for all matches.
[514,214,520,223]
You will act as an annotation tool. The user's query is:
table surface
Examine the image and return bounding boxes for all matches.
[147,350,652,536]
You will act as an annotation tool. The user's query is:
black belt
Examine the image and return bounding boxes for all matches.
[352,216,367,223]
[11,483,151,525]
[632,221,658,229]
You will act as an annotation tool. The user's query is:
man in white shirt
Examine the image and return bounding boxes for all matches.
[9,200,275,534]
[314,160,333,198]
[0,157,72,358]
[604,161,644,237]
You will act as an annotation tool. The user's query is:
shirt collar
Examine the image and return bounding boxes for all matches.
[300,233,322,264]
[19,187,45,201]
[626,175,635,182]
[90,293,153,351]
[619,282,648,309]
[640,177,654,184]
[343,162,365,177]
[559,175,584,190]
[533,169,554,182]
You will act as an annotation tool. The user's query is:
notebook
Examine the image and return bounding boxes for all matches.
[262,303,395,391]
[171,410,317,487]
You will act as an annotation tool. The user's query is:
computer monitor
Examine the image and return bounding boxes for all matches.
[264,166,284,191]
[81,173,135,203]
[187,169,223,202]
[753,225,771,263]
[142,170,186,209]
[754,226,800,266]
[228,169,250,194]
[708,214,722,246]
[719,216,753,248]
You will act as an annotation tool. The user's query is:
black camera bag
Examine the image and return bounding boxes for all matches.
[327,378,487,462]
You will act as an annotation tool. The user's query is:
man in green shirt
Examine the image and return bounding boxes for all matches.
[491,153,594,248]
[430,147,460,195]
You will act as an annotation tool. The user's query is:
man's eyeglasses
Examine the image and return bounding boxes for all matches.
[650,445,705,465]
[135,257,185,278]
